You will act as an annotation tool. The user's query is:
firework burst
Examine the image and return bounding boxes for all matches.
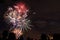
[4,2,31,38]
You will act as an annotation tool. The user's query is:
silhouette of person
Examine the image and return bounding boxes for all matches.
[2,30,8,40]
[53,33,60,40]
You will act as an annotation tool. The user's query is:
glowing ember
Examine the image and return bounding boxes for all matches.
[12,28,23,39]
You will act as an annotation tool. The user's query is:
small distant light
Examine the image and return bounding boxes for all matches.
[33,12,36,14]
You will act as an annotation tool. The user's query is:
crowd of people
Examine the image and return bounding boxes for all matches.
[0,30,60,40]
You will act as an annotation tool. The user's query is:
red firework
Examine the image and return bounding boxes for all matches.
[14,2,28,15]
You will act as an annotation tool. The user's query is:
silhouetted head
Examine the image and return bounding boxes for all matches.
[8,32,16,40]
[2,30,8,38]
[27,37,31,40]
[18,35,24,40]
[41,34,47,40]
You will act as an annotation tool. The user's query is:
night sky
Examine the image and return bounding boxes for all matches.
[0,0,60,33]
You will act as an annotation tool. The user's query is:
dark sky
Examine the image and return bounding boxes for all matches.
[0,0,60,33]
